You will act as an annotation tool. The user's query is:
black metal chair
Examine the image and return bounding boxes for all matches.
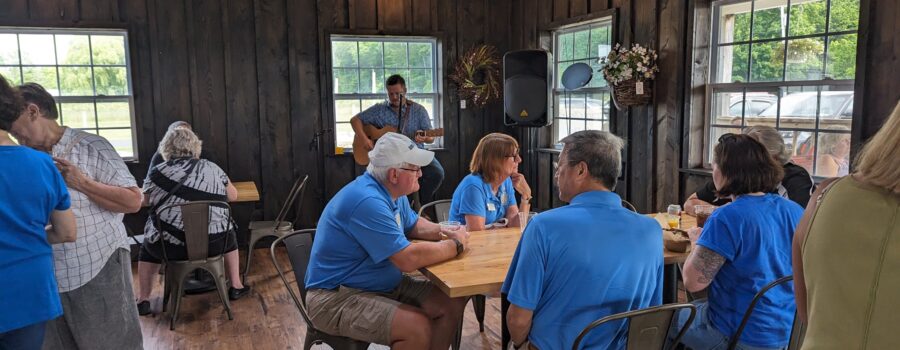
[270,229,370,350]
[727,275,803,350]
[572,303,697,350]
[244,174,308,282]
[417,199,453,222]
[622,199,638,212]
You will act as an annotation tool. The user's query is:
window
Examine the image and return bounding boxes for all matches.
[552,19,613,143]
[708,0,859,177]
[0,28,136,159]
[330,36,441,149]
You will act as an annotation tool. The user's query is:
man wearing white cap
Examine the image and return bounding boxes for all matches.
[304,132,469,349]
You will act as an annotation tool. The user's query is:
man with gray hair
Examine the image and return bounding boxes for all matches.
[503,130,663,349]
[304,132,468,349]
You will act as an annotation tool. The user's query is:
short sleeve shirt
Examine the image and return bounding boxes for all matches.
[305,173,419,292]
[501,191,663,349]
[357,100,432,148]
[696,194,803,348]
[448,174,517,226]
[50,127,138,292]
[0,146,71,332]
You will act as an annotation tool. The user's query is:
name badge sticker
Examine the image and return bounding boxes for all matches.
[487,203,497,212]
[395,212,403,229]
[501,192,508,205]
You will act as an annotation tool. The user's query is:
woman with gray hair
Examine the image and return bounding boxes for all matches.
[684,125,815,214]
[136,128,249,316]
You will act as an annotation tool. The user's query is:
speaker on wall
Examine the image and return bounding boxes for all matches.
[503,49,553,127]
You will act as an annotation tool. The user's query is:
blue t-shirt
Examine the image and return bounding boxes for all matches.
[305,173,418,292]
[0,146,71,333]
[697,194,803,348]
[448,174,517,226]
[358,100,432,148]
[501,191,663,350]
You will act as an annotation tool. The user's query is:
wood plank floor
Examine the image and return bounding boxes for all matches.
[135,247,505,349]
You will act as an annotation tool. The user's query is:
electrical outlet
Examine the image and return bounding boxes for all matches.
[460,100,467,109]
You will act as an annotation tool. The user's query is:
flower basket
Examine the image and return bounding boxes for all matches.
[611,79,653,109]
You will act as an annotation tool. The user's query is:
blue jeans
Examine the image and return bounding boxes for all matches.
[418,158,444,206]
[669,300,785,350]
[0,321,46,350]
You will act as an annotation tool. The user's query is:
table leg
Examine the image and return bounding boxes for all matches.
[663,263,678,303]
[501,293,510,350]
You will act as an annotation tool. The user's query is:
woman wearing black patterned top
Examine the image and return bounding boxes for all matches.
[135,128,249,316]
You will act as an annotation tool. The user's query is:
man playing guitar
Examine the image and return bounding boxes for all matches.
[350,74,445,206]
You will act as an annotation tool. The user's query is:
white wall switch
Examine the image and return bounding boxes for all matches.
[460,100,467,109]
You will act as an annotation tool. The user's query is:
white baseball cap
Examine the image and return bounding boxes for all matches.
[369,132,434,167]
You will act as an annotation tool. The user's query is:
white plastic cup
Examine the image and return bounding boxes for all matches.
[518,211,531,232]
[439,221,462,234]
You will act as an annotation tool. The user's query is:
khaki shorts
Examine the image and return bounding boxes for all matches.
[305,275,433,345]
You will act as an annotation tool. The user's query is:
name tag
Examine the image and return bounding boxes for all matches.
[487,203,497,212]
[395,213,403,229]
[501,193,508,205]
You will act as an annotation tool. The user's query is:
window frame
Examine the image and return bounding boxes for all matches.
[0,27,137,160]
[326,34,443,152]
[704,0,858,176]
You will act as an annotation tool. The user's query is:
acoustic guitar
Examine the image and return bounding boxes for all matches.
[352,125,444,165]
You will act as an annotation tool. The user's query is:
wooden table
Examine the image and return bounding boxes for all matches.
[232,181,260,203]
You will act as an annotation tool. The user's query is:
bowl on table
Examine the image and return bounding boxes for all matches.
[663,230,691,253]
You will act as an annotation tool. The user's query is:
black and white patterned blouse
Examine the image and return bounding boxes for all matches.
[142,158,234,246]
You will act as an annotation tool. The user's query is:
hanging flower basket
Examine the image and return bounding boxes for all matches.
[449,45,502,109]
[600,43,659,109]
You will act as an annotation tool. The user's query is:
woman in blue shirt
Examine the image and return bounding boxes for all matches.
[671,133,803,350]
[449,133,532,231]
[0,75,77,350]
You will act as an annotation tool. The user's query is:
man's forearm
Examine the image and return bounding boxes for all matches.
[507,305,534,347]
[75,179,142,213]
[350,116,366,136]
[391,240,458,272]
[407,218,442,241]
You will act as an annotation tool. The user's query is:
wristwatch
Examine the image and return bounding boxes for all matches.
[450,238,464,256]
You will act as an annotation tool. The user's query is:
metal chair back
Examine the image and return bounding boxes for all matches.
[156,200,233,261]
[572,303,697,350]
[275,174,309,229]
[727,275,800,350]
[418,199,452,222]
[621,199,637,212]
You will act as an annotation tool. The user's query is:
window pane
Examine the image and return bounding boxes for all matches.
[332,41,358,67]
[93,67,128,95]
[716,44,749,83]
[0,67,21,85]
[825,34,856,80]
[96,101,131,128]
[587,91,609,124]
[59,102,96,129]
[708,126,742,161]
[98,129,133,158]
[814,131,850,177]
[589,26,611,59]
[383,69,408,87]
[383,42,408,68]
[22,67,59,95]
[0,34,19,65]
[750,41,784,82]
[408,43,433,68]
[573,29,590,60]
[418,98,436,126]
[710,90,745,126]
[788,0,826,37]
[768,86,820,130]
[752,0,788,40]
[556,118,569,140]
[408,69,433,93]
[358,41,383,68]
[558,33,574,62]
[19,34,56,65]
[334,99,360,123]
[59,67,94,96]
[786,130,814,170]
[90,35,126,65]
[829,0,859,32]
[718,3,751,43]
[335,123,354,148]
[359,68,386,94]
[785,37,825,81]
[589,59,607,88]
[55,35,91,65]
[333,68,359,94]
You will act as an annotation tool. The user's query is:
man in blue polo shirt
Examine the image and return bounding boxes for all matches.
[503,130,663,350]
[305,132,468,349]
[350,74,444,206]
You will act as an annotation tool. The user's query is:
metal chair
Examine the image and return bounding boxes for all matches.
[271,229,370,350]
[622,199,637,212]
[158,200,235,330]
[727,275,803,350]
[243,174,309,282]
[572,303,697,350]
[417,199,452,222]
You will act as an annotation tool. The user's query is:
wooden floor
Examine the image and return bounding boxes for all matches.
[135,247,505,350]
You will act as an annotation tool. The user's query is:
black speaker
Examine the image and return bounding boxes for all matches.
[503,49,553,127]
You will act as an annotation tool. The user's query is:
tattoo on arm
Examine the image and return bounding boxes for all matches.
[693,246,725,284]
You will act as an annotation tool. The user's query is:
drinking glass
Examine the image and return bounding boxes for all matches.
[439,221,462,235]
[695,205,715,228]
[666,204,682,229]
[518,211,534,232]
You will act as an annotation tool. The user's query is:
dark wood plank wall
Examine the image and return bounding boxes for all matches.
[1,0,894,227]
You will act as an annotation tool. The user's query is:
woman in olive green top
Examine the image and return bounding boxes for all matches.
[793,101,900,349]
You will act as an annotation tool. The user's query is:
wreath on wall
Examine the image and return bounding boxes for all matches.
[449,45,502,108]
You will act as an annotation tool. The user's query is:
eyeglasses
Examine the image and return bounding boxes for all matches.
[718,133,739,143]
[398,167,422,174]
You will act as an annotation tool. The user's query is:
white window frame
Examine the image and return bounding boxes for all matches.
[328,35,442,150]
[0,27,137,159]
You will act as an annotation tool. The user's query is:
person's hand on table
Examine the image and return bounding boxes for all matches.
[443,226,469,251]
